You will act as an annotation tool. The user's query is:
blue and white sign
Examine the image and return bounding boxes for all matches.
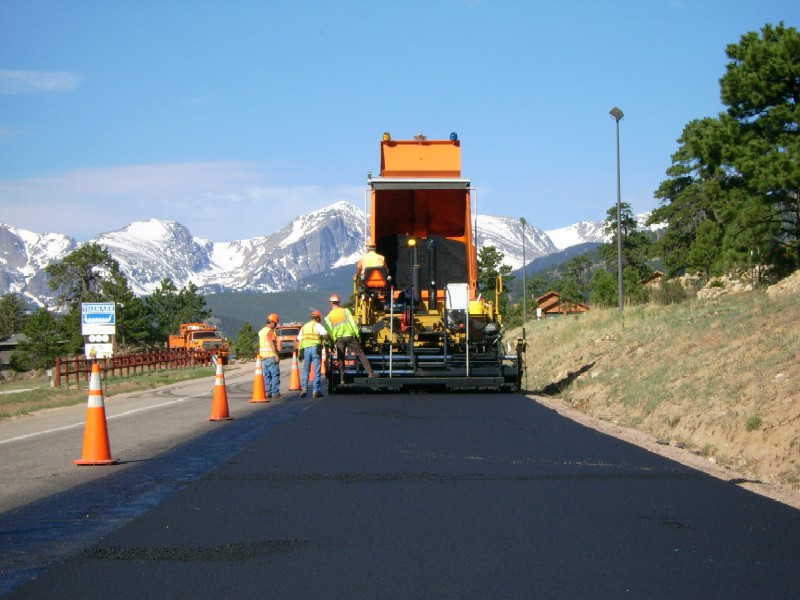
[81,302,116,335]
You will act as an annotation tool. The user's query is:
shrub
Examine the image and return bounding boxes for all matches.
[746,415,762,431]
[652,280,687,305]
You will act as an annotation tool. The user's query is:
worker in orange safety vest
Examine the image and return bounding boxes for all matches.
[354,243,386,281]
[258,313,281,398]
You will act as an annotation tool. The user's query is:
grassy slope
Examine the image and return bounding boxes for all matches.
[512,285,800,490]
[0,366,217,420]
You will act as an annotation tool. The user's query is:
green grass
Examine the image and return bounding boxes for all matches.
[0,365,216,421]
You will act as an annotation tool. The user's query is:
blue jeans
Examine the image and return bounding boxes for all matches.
[262,358,280,396]
[301,345,322,394]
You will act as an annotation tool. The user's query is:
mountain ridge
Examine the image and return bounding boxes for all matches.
[1,202,648,307]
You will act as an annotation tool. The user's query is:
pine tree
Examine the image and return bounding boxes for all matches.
[232,322,258,360]
[0,293,28,338]
[653,22,800,277]
[13,307,62,371]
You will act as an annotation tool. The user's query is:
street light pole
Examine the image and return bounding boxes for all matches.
[520,217,527,340]
[609,107,624,314]
[519,217,528,391]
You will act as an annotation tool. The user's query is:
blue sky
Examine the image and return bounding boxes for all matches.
[1,1,796,242]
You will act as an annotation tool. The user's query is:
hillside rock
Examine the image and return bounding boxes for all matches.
[767,270,800,298]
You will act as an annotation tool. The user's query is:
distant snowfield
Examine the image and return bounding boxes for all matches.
[1,205,659,303]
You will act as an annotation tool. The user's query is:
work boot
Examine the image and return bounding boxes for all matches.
[300,388,307,398]
[312,391,323,398]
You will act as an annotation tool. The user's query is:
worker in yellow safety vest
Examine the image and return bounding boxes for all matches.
[258,313,281,398]
[296,310,328,398]
[324,294,376,382]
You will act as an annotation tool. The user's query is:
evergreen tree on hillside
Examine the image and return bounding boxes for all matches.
[599,202,653,279]
[652,22,800,277]
[45,243,141,354]
[478,246,514,315]
[46,243,129,307]
[0,293,28,338]
[687,220,723,277]
[12,306,62,371]
[589,269,617,307]
[144,278,212,345]
[232,322,258,360]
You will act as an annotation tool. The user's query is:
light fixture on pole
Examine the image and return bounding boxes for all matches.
[609,106,624,314]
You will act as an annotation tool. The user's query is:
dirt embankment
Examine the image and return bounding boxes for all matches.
[515,271,800,509]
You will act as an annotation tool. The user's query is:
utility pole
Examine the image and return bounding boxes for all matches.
[609,106,624,314]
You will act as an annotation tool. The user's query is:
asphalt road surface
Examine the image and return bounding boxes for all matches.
[2,364,799,598]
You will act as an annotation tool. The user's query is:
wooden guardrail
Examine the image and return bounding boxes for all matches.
[53,348,216,387]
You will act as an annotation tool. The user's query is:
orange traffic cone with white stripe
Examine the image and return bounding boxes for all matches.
[308,360,315,385]
[250,357,269,403]
[209,360,233,421]
[74,362,118,466]
[320,347,327,377]
[289,351,302,391]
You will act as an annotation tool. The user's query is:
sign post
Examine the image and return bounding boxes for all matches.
[81,302,116,359]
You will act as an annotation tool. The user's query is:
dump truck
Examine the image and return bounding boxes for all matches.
[275,322,302,358]
[327,133,523,393]
[168,322,230,364]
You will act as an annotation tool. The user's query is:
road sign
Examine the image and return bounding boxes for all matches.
[84,343,113,359]
[82,302,116,335]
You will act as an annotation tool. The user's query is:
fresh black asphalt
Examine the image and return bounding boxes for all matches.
[3,392,799,599]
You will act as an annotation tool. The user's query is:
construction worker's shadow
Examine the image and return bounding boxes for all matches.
[535,362,595,396]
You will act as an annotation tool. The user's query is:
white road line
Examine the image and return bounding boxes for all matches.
[0,391,209,445]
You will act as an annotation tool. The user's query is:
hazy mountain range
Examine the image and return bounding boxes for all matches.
[0,201,650,307]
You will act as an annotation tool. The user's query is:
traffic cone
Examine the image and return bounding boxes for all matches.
[74,362,118,466]
[250,357,269,403]
[320,347,327,377]
[209,361,233,421]
[289,351,302,391]
[308,360,315,384]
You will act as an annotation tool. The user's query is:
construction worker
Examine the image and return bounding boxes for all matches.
[354,243,386,281]
[297,310,328,398]
[258,313,281,399]
[324,294,376,381]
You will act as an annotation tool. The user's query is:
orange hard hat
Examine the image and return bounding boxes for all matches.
[311,310,322,320]
[267,313,279,324]
[328,294,340,303]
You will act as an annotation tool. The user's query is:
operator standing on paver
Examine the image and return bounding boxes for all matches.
[297,310,328,398]
[258,313,281,399]
[324,294,376,382]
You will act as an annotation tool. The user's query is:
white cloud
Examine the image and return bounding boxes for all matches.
[0,69,84,94]
[0,162,363,242]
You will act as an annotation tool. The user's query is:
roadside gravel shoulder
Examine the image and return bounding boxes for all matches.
[528,392,800,511]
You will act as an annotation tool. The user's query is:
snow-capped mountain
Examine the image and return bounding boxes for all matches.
[0,224,78,306]
[90,200,365,296]
[544,220,608,251]
[1,202,651,307]
[476,215,559,269]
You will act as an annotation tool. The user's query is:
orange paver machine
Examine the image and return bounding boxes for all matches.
[328,133,523,392]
